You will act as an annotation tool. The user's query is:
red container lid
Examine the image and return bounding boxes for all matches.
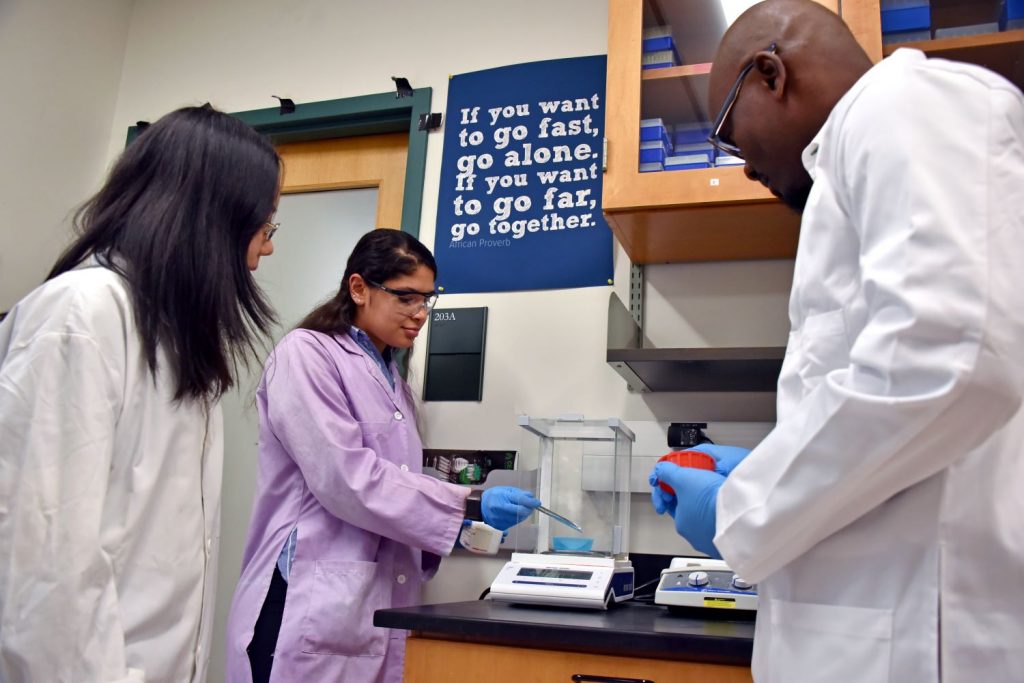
[657,450,716,495]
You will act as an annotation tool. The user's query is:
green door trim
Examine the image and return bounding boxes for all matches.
[125,88,433,237]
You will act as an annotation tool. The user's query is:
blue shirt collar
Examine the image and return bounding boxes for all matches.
[347,325,395,390]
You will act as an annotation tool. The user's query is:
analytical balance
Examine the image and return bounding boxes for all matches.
[487,415,636,609]
[655,557,758,612]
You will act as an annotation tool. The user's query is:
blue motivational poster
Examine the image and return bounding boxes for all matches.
[434,55,613,294]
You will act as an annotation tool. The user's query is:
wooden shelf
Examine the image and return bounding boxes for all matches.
[603,162,799,264]
[605,199,799,264]
[607,346,785,392]
[641,68,712,124]
[642,62,713,79]
[883,29,1024,88]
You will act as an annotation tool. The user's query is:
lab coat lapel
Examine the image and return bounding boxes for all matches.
[333,333,401,409]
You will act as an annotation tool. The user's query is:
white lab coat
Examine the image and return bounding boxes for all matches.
[0,262,222,682]
[715,49,1024,683]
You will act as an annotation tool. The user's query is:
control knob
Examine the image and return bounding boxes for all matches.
[687,571,709,587]
[732,576,753,590]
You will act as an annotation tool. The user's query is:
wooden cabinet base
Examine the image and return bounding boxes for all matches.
[402,636,752,683]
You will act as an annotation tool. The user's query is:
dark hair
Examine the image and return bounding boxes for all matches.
[47,105,281,401]
[297,229,437,335]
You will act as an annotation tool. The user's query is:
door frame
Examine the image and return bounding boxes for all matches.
[125,88,433,237]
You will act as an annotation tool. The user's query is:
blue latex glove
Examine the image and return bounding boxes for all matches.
[649,461,725,559]
[481,486,541,531]
[688,443,752,476]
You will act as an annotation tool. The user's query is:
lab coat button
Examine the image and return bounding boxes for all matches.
[687,571,709,587]
[397,574,407,584]
[400,464,409,471]
[394,411,403,420]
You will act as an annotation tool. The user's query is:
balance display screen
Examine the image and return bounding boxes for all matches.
[518,568,593,580]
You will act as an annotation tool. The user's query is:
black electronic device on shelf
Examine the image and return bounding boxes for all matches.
[667,422,711,449]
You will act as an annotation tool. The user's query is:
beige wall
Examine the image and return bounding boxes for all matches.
[0,0,134,311]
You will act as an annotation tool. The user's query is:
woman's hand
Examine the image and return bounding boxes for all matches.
[481,487,541,531]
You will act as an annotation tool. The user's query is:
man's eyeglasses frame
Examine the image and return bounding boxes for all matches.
[708,42,778,159]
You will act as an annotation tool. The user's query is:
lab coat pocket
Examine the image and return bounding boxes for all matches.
[766,599,893,682]
[362,418,414,471]
[301,560,390,656]
[358,420,391,447]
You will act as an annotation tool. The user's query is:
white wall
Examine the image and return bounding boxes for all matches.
[108,0,793,594]
[0,0,134,311]
[8,0,795,677]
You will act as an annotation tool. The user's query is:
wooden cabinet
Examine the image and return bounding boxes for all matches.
[882,29,1024,81]
[375,600,754,682]
[603,0,881,264]
[403,636,752,683]
[879,1,1024,98]
[602,0,1024,265]
[601,0,1023,394]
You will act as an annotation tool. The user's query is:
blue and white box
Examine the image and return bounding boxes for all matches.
[642,26,675,53]
[1009,0,1024,28]
[642,50,677,70]
[934,22,999,38]
[640,140,671,164]
[882,28,931,44]
[880,0,930,34]
[640,118,672,149]
[673,141,715,157]
[639,161,664,173]
[640,118,665,141]
[673,121,713,146]
[715,154,744,167]
[665,153,711,171]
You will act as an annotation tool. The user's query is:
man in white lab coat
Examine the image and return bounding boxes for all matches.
[0,106,280,682]
[650,1,1024,681]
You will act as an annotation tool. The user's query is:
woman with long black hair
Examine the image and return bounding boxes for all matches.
[0,105,281,682]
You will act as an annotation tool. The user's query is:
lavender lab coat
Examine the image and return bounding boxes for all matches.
[225,330,469,682]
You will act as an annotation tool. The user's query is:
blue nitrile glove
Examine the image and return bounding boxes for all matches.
[481,486,541,531]
[688,443,752,477]
[649,462,725,559]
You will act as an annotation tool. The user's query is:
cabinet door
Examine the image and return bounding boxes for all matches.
[603,0,881,264]
[404,636,753,683]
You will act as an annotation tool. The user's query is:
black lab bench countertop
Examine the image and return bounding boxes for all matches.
[374,599,754,666]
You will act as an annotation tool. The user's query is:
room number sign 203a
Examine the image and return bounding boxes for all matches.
[433,311,456,322]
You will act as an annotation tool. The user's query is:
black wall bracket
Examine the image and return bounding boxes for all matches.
[391,76,414,98]
[418,112,442,131]
[271,95,296,115]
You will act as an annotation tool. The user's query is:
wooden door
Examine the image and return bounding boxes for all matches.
[277,132,409,226]
[209,132,411,682]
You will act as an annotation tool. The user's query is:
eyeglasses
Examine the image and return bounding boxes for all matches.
[708,43,778,160]
[365,278,438,315]
[263,221,280,241]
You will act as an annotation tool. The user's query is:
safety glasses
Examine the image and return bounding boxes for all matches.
[365,279,438,315]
